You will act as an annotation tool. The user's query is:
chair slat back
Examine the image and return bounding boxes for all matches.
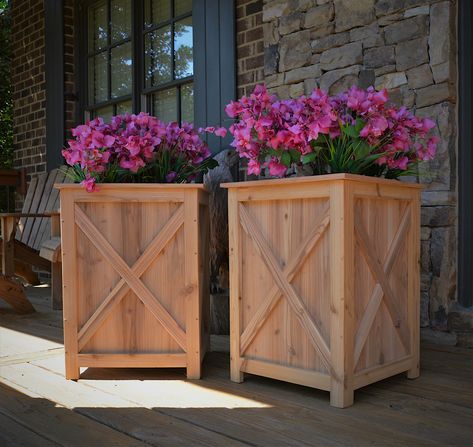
[16,168,69,248]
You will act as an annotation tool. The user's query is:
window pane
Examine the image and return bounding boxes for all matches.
[88,1,108,52]
[145,26,172,87]
[93,105,114,122]
[174,17,193,79]
[116,100,133,115]
[144,0,171,27]
[111,0,131,43]
[153,88,177,122]
[111,42,132,98]
[88,52,108,104]
[181,83,193,123]
[174,0,192,16]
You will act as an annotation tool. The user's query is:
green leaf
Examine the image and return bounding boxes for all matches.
[289,149,300,162]
[281,151,292,167]
[302,152,318,164]
[342,124,359,138]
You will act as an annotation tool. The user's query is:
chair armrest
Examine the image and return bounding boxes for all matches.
[0,212,58,218]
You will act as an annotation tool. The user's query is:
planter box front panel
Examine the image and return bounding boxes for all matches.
[225,175,421,407]
[58,185,209,379]
[76,201,186,355]
[240,197,331,374]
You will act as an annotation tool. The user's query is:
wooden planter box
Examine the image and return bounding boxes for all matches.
[57,184,210,380]
[223,174,421,408]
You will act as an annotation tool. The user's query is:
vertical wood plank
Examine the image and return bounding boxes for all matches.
[184,190,202,379]
[59,189,79,379]
[51,213,62,310]
[1,216,17,276]
[329,180,355,408]
[407,191,421,379]
[229,189,243,382]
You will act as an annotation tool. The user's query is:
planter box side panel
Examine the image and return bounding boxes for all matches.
[74,199,187,355]
[353,194,415,374]
[238,195,331,375]
[199,202,211,354]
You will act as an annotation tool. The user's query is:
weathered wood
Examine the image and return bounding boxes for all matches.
[57,184,209,378]
[1,288,472,447]
[223,174,422,408]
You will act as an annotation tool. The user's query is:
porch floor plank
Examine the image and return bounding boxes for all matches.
[0,286,472,447]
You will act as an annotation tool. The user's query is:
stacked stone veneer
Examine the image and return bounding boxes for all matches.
[258,0,457,329]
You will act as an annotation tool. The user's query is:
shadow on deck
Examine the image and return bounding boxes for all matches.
[0,286,472,446]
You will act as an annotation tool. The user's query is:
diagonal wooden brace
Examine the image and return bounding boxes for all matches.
[75,205,187,351]
[239,204,334,376]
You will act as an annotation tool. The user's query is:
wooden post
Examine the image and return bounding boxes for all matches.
[51,213,62,310]
[1,216,17,277]
[59,190,80,380]
[228,189,243,383]
[184,190,202,379]
[407,192,421,379]
[329,181,355,408]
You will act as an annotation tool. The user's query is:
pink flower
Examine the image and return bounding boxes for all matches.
[247,159,261,176]
[80,175,97,193]
[268,160,287,177]
[214,127,227,137]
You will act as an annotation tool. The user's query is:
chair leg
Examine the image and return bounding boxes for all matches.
[15,261,41,285]
[51,262,63,310]
[0,275,35,313]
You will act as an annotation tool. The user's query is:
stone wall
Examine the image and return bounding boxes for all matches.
[260,0,457,329]
[11,0,47,179]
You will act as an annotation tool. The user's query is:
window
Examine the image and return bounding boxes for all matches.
[87,0,133,120]
[79,0,235,154]
[84,0,193,123]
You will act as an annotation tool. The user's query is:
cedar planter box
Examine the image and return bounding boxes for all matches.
[223,174,421,408]
[57,184,210,380]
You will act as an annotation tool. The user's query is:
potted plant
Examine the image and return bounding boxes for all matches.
[59,113,225,380]
[222,85,437,407]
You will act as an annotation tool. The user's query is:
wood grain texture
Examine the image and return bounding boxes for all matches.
[225,175,421,408]
[59,184,209,378]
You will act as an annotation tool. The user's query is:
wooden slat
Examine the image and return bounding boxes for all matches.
[60,189,80,379]
[240,203,330,354]
[240,358,331,391]
[74,205,187,351]
[38,237,61,263]
[354,356,413,390]
[355,208,411,355]
[20,173,47,245]
[239,204,333,375]
[77,353,187,368]
[28,169,59,249]
[329,180,355,408]
[228,190,243,383]
[353,206,412,366]
[76,205,185,351]
[407,192,421,379]
[16,176,38,241]
[33,168,64,250]
[184,190,202,379]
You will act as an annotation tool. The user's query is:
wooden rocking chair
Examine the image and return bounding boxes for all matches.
[0,168,69,312]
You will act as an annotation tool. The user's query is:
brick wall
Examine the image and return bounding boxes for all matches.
[236,0,265,97]
[11,0,46,180]
[64,0,76,134]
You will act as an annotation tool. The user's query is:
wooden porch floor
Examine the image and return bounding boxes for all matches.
[0,286,472,446]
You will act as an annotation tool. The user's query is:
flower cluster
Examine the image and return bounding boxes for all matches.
[62,113,226,191]
[226,84,438,179]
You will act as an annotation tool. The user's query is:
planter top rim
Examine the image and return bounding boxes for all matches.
[221,173,424,189]
[55,183,207,191]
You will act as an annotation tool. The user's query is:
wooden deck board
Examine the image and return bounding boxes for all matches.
[0,286,472,447]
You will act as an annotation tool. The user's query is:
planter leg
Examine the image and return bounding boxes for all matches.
[65,363,80,380]
[230,368,244,383]
[330,383,354,408]
[406,362,420,379]
[186,364,201,380]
